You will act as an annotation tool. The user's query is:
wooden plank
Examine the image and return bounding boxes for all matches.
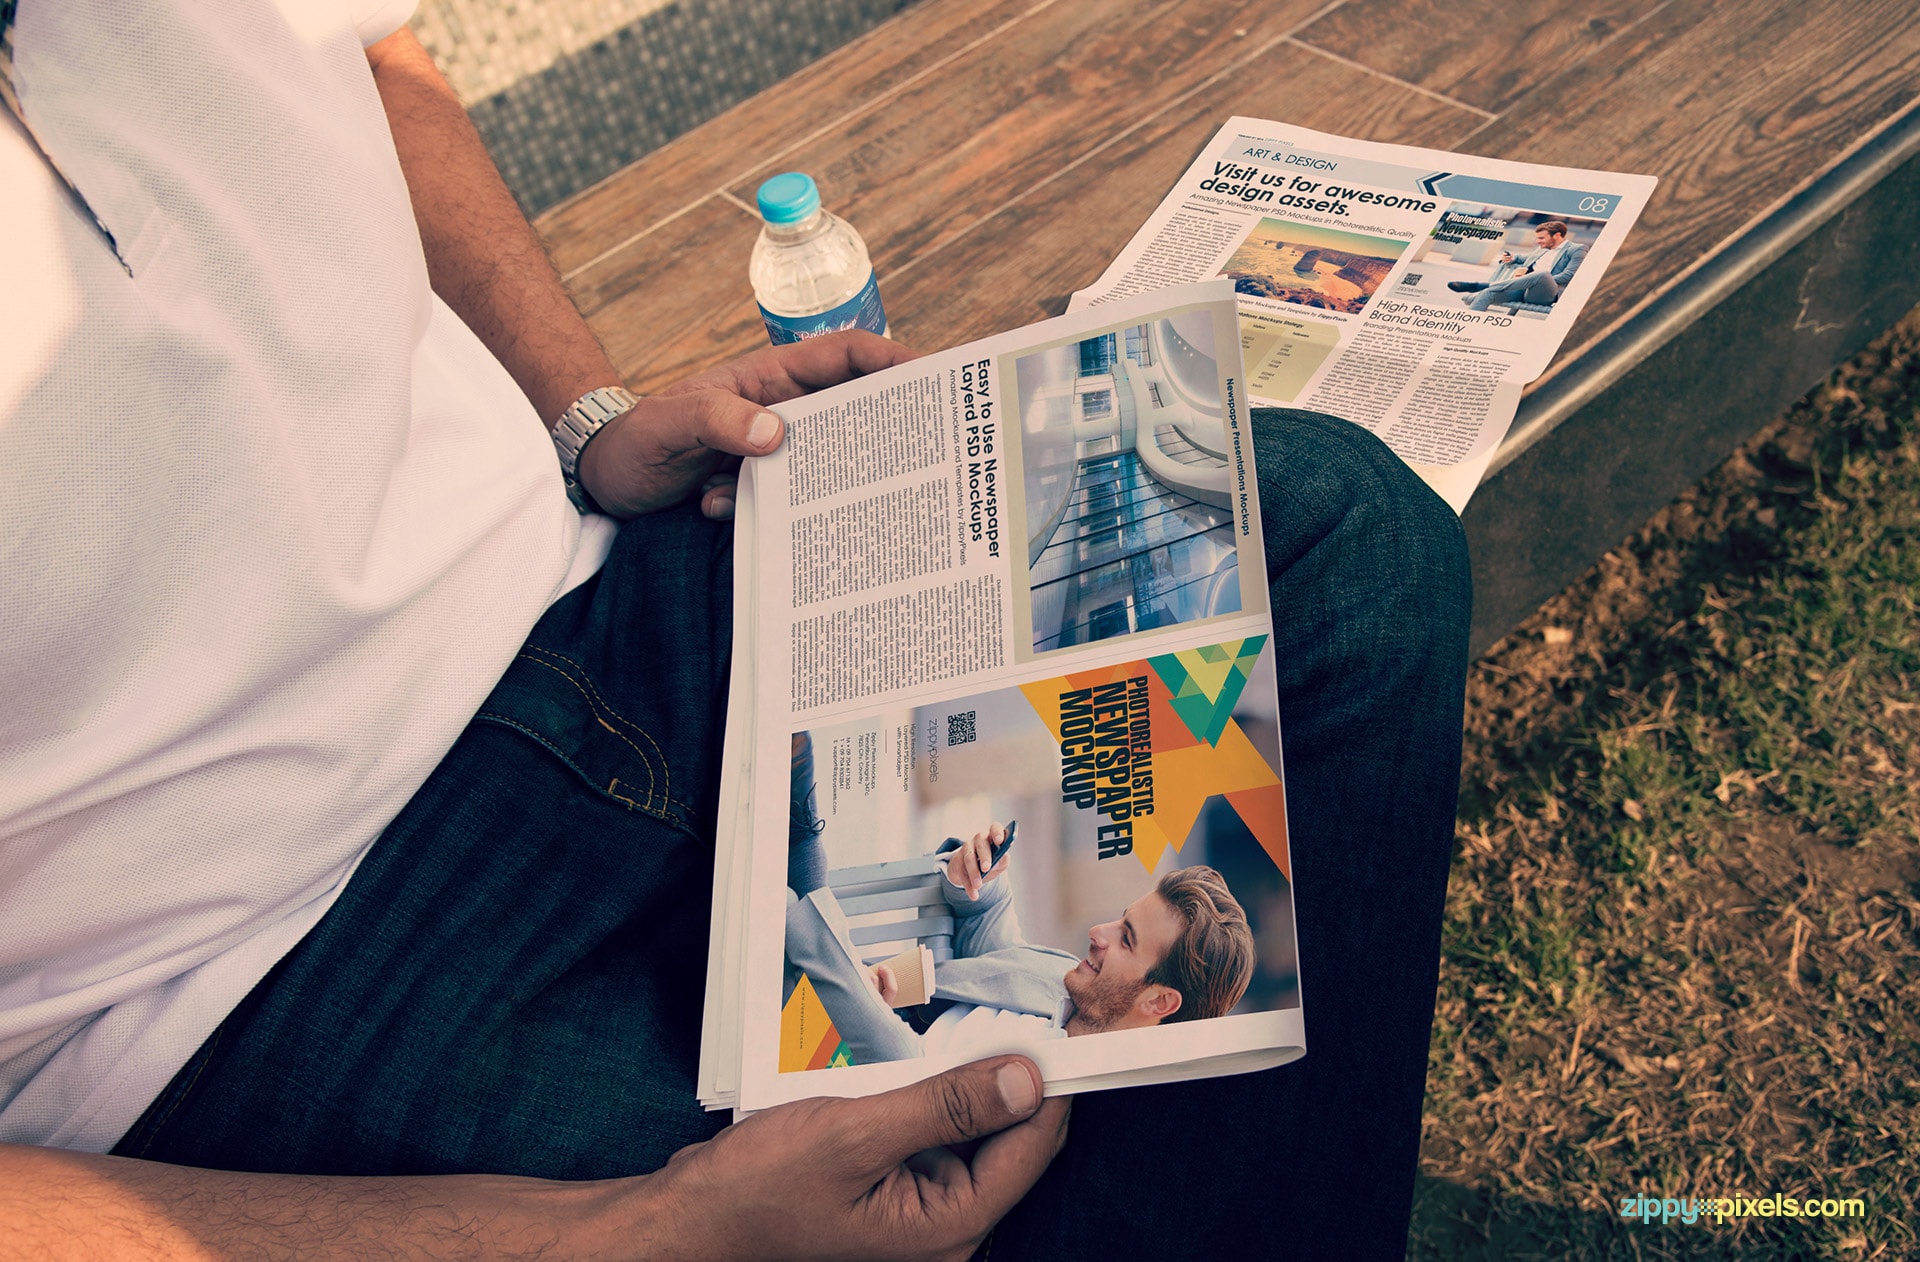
[570,196,765,391]
[883,41,1485,353]
[556,0,1920,401]
[837,885,945,915]
[565,0,1339,383]
[535,0,1046,276]
[581,37,1483,387]
[1294,0,1668,115]
[716,0,1334,276]
[1462,0,1920,359]
[849,915,953,946]
[552,0,1336,288]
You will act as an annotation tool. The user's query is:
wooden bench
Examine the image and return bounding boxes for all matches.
[534,0,1920,652]
[823,857,957,967]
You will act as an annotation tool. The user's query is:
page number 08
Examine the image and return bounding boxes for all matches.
[1578,196,1611,212]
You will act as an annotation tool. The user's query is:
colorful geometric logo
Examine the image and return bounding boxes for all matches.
[1148,635,1269,747]
[1018,638,1289,878]
[778,974,855,1073]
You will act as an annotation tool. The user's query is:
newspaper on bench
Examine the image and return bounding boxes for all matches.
[700,281,1306,1116]
[1070,119,1656,511]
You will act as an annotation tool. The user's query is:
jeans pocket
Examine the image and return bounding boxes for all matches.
[473,646,695,833]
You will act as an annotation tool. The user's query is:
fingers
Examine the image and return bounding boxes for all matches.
[959,835,980,900]
[942,839,971,896]
[592,332,917,515]
[575,390,778,517]
[777,329,921,389]
[961,824,1004,898]
[949,830,983,899]
[705,330,921,406]
[956,1095,1072,1226]
[661,388,785,459]
[844,1057,1043,1170]
[903,1144,968,1183]
[981,822,1006,881]
[652,1062,1060,1260]
[595,332,918,516]
[944,824,1005,899]
[870,964,898,1006]
[700,472,737,520]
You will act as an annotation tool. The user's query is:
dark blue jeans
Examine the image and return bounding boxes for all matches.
[114,410,1471,1260]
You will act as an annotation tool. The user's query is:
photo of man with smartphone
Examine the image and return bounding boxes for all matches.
[786,821,1256,1064]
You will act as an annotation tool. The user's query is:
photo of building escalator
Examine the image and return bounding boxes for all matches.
[1016,313,1246,652]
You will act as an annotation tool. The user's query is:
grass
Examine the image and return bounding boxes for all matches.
[1409,307,1920,1260]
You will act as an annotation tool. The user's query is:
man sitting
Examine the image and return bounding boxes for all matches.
[1449,220,1587,311]
[2,1,1475,1255]
[786,825,1257,1062]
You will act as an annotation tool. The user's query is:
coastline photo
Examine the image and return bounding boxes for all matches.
[779,640,1299,1072]
[1012,314,1245,654]
[1220,218,1407,314]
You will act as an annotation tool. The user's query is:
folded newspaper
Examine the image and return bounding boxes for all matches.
[1071,118,1655,511]
[700,122,1653,1115]
[701,280,1303,1114]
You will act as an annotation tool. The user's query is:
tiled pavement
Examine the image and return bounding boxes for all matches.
[415,0,921,215]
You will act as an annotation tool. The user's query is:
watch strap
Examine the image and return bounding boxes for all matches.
[551,385,638,513]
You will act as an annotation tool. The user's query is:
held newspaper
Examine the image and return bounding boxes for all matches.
[699,281,1306,1115]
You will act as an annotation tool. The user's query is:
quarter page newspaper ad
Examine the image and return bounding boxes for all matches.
[703,282,1306,1115]
[1071,119,1656,511]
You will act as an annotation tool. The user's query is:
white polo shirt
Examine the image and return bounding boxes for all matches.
[0,0,612,1150]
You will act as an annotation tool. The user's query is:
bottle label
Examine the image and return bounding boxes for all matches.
[760,270,887,345]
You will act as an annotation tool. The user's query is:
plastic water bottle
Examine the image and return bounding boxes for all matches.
[750,172,888,345]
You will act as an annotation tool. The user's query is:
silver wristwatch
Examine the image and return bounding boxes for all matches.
[551,385,638,513]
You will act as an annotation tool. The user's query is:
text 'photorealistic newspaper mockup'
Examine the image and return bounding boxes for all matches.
[1071,119,1657,511]
[700,282,1306,1116]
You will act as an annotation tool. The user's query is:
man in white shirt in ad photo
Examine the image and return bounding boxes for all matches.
[786,826,1256,1063]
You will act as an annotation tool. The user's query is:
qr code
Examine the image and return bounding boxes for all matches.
[1400,272,1423,286]
[946,711,977,746]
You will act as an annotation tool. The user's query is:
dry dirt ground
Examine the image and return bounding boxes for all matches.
[1408,309,1920,1261]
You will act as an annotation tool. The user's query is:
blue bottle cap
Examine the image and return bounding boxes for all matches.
[756,172,822,225]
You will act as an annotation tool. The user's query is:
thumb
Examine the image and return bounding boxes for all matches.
[844,1057,1043,1169]
[669,387,785,458]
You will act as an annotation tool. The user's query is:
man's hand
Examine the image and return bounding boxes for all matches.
[638,1056,1067,1261]
[367,31,915,523]
[1,1058,1065,1260]
[942,823,1011,902]
[868,962,902,1006]
[579,331,917,519]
